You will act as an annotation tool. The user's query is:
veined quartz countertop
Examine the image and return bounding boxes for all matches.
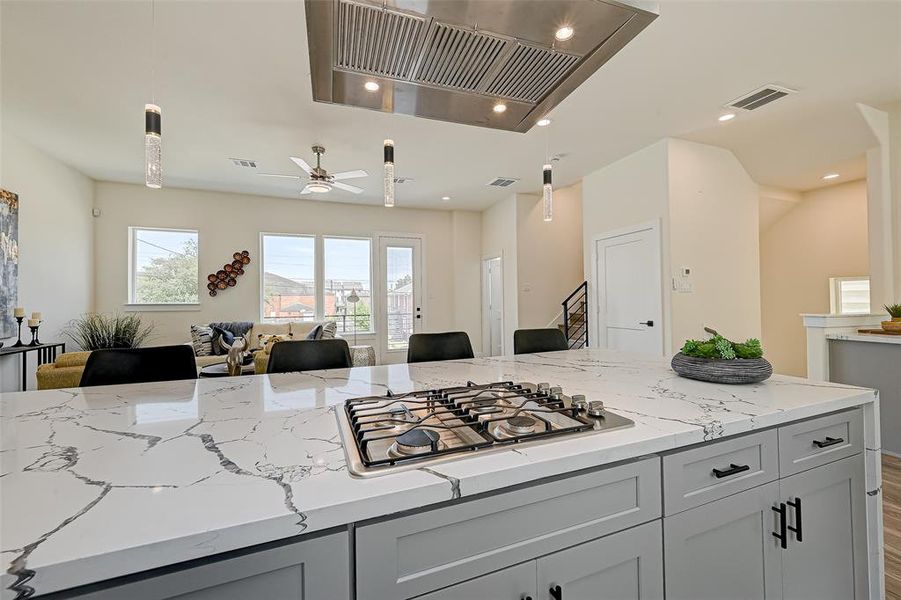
[0,349,877,599]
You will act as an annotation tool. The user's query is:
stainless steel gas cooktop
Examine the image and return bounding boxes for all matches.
[336,381,634,477]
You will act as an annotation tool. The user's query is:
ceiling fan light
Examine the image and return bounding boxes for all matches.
[307,181,332,193]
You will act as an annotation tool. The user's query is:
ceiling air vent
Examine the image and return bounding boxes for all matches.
[487,177,519,188]
[727,85,797,111]
[230,158,257,168]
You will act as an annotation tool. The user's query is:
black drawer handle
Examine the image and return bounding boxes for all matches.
[773,503,787,549]
[712,463,751,479]
[812,436,844,448]
[522,596,533,600]
[550,585,563,600]
[787,497,803,542]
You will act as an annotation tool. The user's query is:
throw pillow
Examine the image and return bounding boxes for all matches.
[306,324,323,340]
[210,325,236,356]
[190,325,214,356]
[320,321,338,339]
[259,333,293,354]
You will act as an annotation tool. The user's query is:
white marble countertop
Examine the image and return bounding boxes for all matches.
[827,332,901,345]
[0,349,876,599]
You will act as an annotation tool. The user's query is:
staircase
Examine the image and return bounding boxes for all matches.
[561,281,588,349]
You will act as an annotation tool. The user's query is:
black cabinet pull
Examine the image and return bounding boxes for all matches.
[712,463,750,479]
[549,585,563,600]
[787,497,803,542]
[812,436,844,449]
[772,503,787,549]
[522,596,533,600]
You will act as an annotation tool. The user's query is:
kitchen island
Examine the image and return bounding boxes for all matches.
[0,348,884,599]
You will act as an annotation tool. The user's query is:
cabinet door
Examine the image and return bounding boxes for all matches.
[780,453,867,600]
[664,481,783,600]
[536,520,663,600]
[55,530,350,600]
[414,562,536,600]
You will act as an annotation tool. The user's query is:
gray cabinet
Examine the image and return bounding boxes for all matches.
[779,453,867,600]
[50,529,350,600]
[537,520,663,600]
[414,562,537,600]
[664,481,783,600]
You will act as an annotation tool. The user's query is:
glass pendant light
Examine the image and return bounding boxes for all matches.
[384,139,395,207]
[145,104,161,188]
[144,0,161,189]
[542,163,553,222]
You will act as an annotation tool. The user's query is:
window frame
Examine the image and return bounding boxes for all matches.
[127,226,200,309]
[322,235,375,335]
[829,276,871,315]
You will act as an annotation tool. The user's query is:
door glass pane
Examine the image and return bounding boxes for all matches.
[386,246,414,350]
[324,237,372,335]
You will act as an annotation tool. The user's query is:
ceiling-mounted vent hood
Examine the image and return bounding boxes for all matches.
[305,0,658,132]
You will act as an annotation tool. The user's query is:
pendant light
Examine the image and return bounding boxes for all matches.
[145,0,161,189]
[384,139,395,207]
[541,119,553,222]
[542,163,553,222]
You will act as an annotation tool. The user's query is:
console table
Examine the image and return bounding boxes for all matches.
[0,342,66,391]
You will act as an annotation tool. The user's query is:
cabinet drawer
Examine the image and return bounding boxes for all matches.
[356,457,661,600]
[663,429,778,515]
[778,408,862,477]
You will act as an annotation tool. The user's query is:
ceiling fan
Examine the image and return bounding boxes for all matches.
[257,145,367,194]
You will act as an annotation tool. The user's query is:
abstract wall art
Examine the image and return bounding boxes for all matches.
[0,189,20,338]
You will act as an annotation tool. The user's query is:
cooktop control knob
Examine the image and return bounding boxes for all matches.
[586,400,606,417]
[537,382,550,391]
[549,386,563,395]
[571,394,588,410]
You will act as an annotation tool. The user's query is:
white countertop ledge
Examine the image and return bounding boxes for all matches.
[827,332,901,345]
[0,349,877,598]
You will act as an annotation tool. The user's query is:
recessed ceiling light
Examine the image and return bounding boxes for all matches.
[555,26,574,41]
[537,118,552,127]
[364,81,380,92]
[493,102,507,114]
[441,196,450,201]
[822,173,840,180]
[718,113,736,122]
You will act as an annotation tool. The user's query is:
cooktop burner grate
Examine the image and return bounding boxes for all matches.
[341,381,631,474]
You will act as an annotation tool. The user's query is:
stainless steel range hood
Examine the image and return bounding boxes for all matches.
[305,0,658,132]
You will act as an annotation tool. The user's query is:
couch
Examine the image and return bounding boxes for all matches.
[35,321,338,390]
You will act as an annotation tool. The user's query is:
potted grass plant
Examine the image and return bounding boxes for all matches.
[671,327,773,384]
[882,304,901,332]
[64,313,154,350]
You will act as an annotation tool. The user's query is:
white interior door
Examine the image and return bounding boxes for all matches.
[594,222,663,356]
[482,257,504,356]
[378,235,423,364]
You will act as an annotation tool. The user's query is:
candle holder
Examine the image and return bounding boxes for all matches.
[12,316,25,347]
[28,322,42,347]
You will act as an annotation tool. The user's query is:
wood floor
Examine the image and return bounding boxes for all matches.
[884,454,901,599]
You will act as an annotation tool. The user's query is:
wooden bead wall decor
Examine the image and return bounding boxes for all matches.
[207,250,250,296]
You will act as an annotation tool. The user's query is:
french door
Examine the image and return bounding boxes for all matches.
[377,235,423,364]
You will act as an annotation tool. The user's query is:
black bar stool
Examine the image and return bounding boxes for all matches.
[513,328,569,355]
[79,345,198,387]
[407,332,474,364]
[266,339,353,373]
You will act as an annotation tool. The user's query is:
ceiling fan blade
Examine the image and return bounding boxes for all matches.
[257,173,302,179]
[299,186,313,195]
[289,156,314,174]
[332,181,364,194]
[331,169,368,181]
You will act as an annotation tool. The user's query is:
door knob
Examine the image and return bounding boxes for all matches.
[639,320,654,327]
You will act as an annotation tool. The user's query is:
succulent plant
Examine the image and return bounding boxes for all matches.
[884,304,901,319]
[680,330,764,360]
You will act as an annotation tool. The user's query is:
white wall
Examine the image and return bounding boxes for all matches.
[582,140,672,351]
[0,133,94,391]
[516,182,584,329]
[761,179,869,376]
[582,138,761,355]
[668,138,761,346]
[451,210,482,351]
[480,194,518,355]
[92,182,481,348]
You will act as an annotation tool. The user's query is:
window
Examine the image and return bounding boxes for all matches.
[324,237,372,334]
[261,234,316,321]
[129,227,198,304]
[829,277,870,315]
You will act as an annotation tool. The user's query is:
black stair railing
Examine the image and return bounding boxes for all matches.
[562,281,588,349]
